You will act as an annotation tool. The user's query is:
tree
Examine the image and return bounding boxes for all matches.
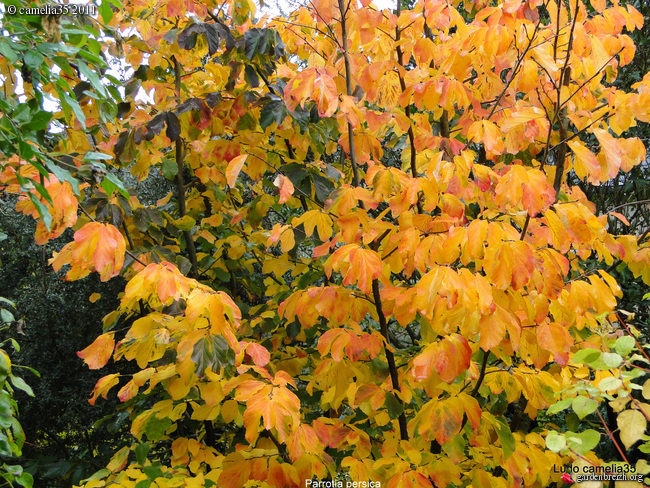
[1,0,650,485]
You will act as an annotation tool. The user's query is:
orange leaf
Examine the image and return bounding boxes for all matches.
[313,69,339,118]
[107,446,130,473]
[78,333,115,370]
[50,222,126,282]
[411,393,481,446]
[243,342,271,366]
[537,322,573,366]
[494,165,555,217]
[467,120,503,156]
[568,140,601,183]
[325,245,384,294]
[273,174,295,204]
[593,129,622,181]
[286,424,323,461]
[318,328,365,362]
[226,154,247,187]
[88,373,120,405]
[412,334,472,383]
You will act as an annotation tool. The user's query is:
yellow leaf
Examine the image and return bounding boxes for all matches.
[89,293,101,303]
[293,210,333,242]
[617,410,647,449]
[500,106,546,133]
[642,379,650,400]
[107,446,130,473]
[568,140,601,183]
[170,215,196,231]
[221,399,241,424]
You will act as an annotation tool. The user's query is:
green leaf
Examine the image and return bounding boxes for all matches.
[0,309,14,323]
[99,0,114,23]
[614,336,635,356]
[384,392,403,419]
[15,471,33,488]
[572,396,598,419]
[547,397,573,415]
[244,28,262,59]
[565,429,600,455]
[24,110,52,131]
[103,173,131,200]
[160,158,178,180]
[27,193,52,231]
[601,352,623,369]
[495,417,515,459]
[80,469,111,483]
[0,439,14,457]
[259,99,288,129]
[572,348,602,366]
[24,51,44,70]
[9,375,33,397]
[598,377,622,392]
[85,151,114,161]
[61,92,86,128]
[135,443,149,465]
[144,417,172,441]
[77,60,108,97]
[546,431,566,452]
[143,464,164,480]
[0,40,18,63]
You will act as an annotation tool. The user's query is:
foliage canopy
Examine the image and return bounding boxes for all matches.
[1,0,650,485]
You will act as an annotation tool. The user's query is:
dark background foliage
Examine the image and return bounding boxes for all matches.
[0,207,130,487]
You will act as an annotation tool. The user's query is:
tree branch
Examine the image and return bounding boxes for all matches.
[172,55,199,278]
[372,279,408,440]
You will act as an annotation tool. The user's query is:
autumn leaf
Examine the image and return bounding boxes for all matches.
[412,334,472,383]
[325,244,384,294]
[233,378,300,443]
[536,322,573,366]
[494,165,555,217]
[273,174,295,203]
[78,333,115,370]
[293,210,333,242]
[226,154,247,187]
[88,373,120,405]
[617,410,647,449]
[50,222,126,281]
[568,140,601,183]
